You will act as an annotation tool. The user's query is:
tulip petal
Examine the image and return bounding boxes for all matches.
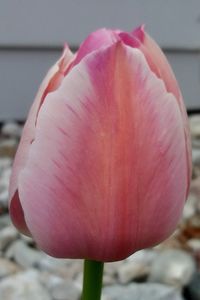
[132,26,180,99]
[72,28,119,66]
[132,26,192,195]
[9,46,74,233]
[18,42,187,261]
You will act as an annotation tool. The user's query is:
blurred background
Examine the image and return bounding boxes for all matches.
[0,1,200,300]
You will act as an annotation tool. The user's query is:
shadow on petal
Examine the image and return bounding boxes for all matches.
[9,190,31,236]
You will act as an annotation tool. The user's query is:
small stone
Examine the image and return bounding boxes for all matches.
[193,149,200,164]
[0,167,12,208]
[0,214,11,229]
[103,283,184,300]
[50,280,80,300]
[187,239,200,252]
[188,215,200,228]
[40,271,82,300]
[6,240,44,268]
[117,249,157,284]
[1,167,12,183]
[185,272,200,300]
[104,261,123,277]
[19,234,34,245]
[127,249,157,264]
[190,178,200,203]
[0,258,20,278]
[103,274,117,285]
[0,158,12,173]
[183,193,198,220]
[148,249,196,288]
[190,115,200,141]
[118,262,150,284]
[40,273,65,291]
[0,226,18,250]
[74,272,83,291]
[0,139,17,157]
[38,256,81,278]
[0,189,9,208]
[0,270,51,300]
[38,255,69,272]
[63,260,82,279]
[1,122,22,139]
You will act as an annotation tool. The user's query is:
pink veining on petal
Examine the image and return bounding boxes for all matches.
[70,28,119,67]
[17,42,188,261]
[130,25,191,197]
[9,46,74,233]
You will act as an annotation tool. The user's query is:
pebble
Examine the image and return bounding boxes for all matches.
[187,239,200,252]
[148,249,196,288]
[50,280,80,300]
[116,249,157,284]
[38,255,69,272]
[190,115,200,140]
[38,255,77,277]
[0,139,17,157]
[104,261,123,277]
[118,261,149,284]
[19,233,34,245]
[127,249,157,264]
[192,148,200,164]
[183,193,198,220]
[188,215,200,228]
[0,214,11,229]
[0,167,11,208]
[0,258,20,278]
[190,177,200,202]
[0,158,12,173]
[1,122,22,139]
[185,272,200,300]
[0,226,18,250]
[0,270,51,300]
[41,273,82,300]
[1,167,12,183]
[6,240,44,268]
[0,189,9,208]
[103,283,184,300]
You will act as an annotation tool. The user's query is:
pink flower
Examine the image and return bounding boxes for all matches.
[9,26,191,262]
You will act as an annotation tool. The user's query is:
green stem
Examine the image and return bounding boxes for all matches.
[82,259,104,300]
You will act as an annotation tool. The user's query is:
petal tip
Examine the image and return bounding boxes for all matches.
[132,24,146,43]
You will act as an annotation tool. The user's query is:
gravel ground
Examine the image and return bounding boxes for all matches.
[0,115,199,300]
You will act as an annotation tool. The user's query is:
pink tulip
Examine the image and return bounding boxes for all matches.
[9,26,191,262]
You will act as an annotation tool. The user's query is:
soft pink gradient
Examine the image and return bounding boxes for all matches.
[9,27,191,262]
[9,45,74,234]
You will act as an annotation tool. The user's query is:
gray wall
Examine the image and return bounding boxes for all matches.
[0,0,200,120]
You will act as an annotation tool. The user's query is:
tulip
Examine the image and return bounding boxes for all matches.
[9,26,191,263]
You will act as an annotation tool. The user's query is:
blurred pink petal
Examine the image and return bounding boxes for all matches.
[9,46,74,234]
[16,42,188,261]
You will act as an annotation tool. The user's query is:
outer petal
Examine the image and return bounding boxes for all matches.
[132,26,192,193]
[18,43,187,261]
[71,28,119,66]
[132,25,180,99]
[9,46,74,234]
